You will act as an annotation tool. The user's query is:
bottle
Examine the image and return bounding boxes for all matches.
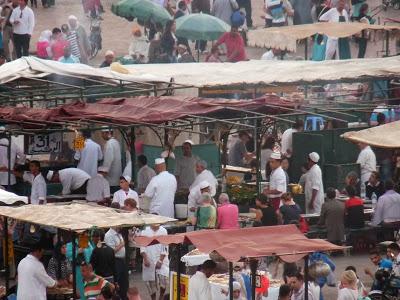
[360,182,366,199]
[371,192,377,210]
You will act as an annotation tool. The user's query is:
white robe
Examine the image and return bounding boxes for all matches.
[305,164,324,214]
[102,138,122,187]
[144,171,177,218]
[74,138,103,177]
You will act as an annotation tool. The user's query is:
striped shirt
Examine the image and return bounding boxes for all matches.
[84,275,109,298]
[66,31,80,58]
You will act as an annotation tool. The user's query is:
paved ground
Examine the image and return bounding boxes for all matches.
[28,0,400,66]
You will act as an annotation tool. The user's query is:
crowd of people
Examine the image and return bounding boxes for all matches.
[0,0,386,67]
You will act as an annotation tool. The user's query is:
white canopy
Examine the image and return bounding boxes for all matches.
[0,56,399,87]
[0,189,28,205]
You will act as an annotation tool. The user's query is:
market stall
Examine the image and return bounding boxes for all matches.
[0,203,174,298]
[136,224,344,300]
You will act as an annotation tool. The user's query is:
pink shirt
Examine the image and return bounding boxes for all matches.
[217,203,239,229]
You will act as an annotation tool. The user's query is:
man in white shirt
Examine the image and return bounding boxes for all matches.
[305,152,324,214]
[190,160,218,196]
[0,133,25,189]
[188,259,217,300]
[319,0,349,59]
[175,140,199,190]
[29,160,46,205]
[112,175,139,207]
[74,130,103,177]
[144,158,177,218]
[47,168,91,195]
[133,154,156,194]
[372,180,400,226]
[9,0,34,58]
[287,272,320,300]
[140,224,169,300]
[281,120,303,158]
[17,242,57,300]
[104,227,129,299]
[101,128,122,192]
[263,151,287,210]
[86,166,110,204]
[356,142,377,183]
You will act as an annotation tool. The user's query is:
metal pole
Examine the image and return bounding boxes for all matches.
[250,259,257,300]
[7,135,11,191]
[229,262,234,300]
[130,127,136,182]
[255,120,262,196]
[304,255,309,300]
[4,217,9,294]
[304,37,308,60]
[72,233,77,300]
[385,31,390,57]
[177,244,181,299]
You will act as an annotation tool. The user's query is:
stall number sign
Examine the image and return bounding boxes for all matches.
[170,271,189,300]
[27,133,62,154]
[73,136,85,151]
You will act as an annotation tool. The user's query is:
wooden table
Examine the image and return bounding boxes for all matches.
[46,194,87,203]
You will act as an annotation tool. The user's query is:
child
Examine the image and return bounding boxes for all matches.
[345,266,369,298]
[191,193,217,229]
[278,284,291,300]
[277,192,301,225]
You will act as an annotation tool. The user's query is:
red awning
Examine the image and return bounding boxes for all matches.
[0,95,296,128]
[136,225,343,263]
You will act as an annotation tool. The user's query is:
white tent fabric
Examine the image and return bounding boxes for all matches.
[342,121,400,149]
[0,56,399,87]
[0,189,28,205]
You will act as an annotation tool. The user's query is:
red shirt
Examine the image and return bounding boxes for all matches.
[217,32,247,62]
[345,197,364,209]
[52,39,70,61]
[217,203,239,229]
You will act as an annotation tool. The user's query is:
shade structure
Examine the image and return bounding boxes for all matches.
[111,0,172,25]
[342,120,400,149]
[0,95,295,128]
[135,224,344,262]
[175,13,230,41]
[0,203,174,232]
[247,22,400,52]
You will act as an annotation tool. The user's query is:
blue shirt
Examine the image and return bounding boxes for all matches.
[58,55,80,64]
[379,258,393,271]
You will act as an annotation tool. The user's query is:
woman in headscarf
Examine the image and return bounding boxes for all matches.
[36,30,52,59]
[47,241,72,286]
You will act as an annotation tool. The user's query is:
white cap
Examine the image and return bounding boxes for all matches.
[68,15,77,20]
[98,166,108,173]
[270,151,281,160]
[183,139,194,145]
[309,152,320,163]
[105,50,115,57]
[101,126,111,132]
[0,126,5,132]
[155,158,165,165]
[121,175,131,182]
[233,281,241,291]
[199,180,210,190]
[46,170,54,181]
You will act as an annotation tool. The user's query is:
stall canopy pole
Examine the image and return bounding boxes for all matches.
[304,255,309,300]
[130,127,136,182]
[229,262,233,300]
[72,233,77,300]
[256,120,262,196]
[304,37,308,60]
[385,31,390,57]
[177,244,181,299]
[4,217,9,294]
[250,259,258,300]
[7,135,11,191]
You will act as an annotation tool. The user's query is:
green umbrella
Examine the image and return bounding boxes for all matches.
[175,13,230,41]
[111,0,172,25]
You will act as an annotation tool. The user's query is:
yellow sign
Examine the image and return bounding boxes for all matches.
[73,136,85,151]
[170,271,189,300]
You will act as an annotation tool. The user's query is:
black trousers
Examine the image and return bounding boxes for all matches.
[13,34,30,58]
[115,258,129,300]
[71,179,89,194]
[357,37,367,58]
